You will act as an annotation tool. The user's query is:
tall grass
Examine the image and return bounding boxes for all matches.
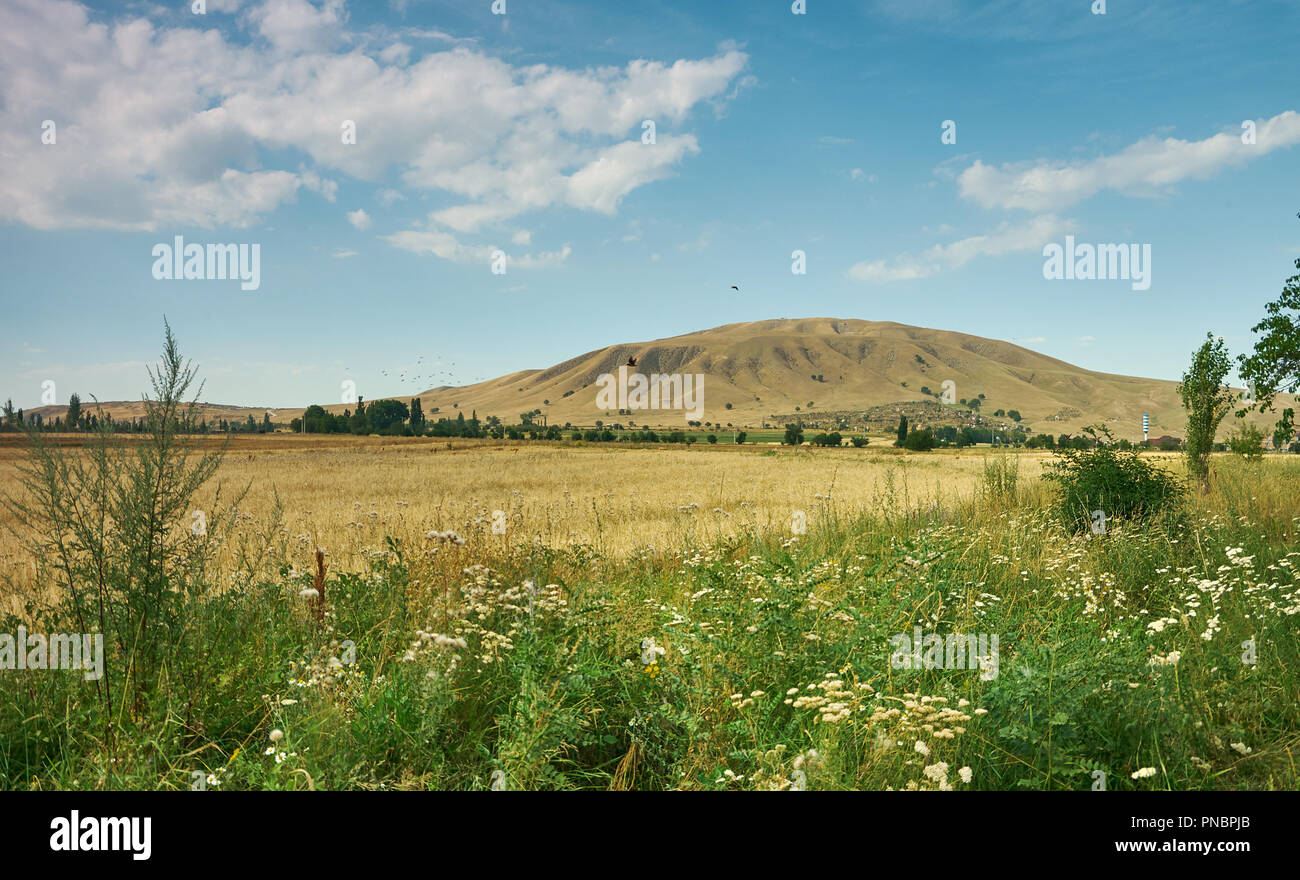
[2,443,1296,789]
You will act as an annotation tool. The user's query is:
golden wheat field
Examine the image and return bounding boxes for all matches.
[0,435,1078,593]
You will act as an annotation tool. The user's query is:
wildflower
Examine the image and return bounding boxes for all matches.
[914,740,930,757]
[639,637,666,665]
[922,762,949,784]
[958,766,972,784]
[1230,742,1252,756]
[1148,650,1182,666]
[1131,767,1157,779]
[298,588,320,599]
[269,729,283,743]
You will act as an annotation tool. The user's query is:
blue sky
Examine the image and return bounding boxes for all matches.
[2,0,1298,410]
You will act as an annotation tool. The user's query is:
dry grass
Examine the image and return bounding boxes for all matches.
[0,434,1059,595]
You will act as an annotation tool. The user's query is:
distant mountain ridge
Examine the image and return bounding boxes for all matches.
[27,318,1289,441]
[391,318,1220,439]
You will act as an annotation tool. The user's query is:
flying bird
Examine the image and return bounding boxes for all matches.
[626,356,638,367]
[730,285,740,291]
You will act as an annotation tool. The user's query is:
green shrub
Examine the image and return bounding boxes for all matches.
[901,428,935,451]
[1042,427,1184,533]
[1227,421,1265,460]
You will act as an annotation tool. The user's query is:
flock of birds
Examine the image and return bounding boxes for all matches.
[343,354,488,396]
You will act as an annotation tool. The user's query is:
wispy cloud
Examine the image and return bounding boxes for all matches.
[848,214,1069,283]
[384,229,572,269]
[957,111,1300,212]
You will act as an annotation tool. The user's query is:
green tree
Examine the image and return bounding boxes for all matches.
[410,397,425,431]
[902,428,935,451]
[1179,333,1237,493]
[350,398,370,434]
[367,399,410,432]
[302,404,327,433]
[894,414,908,446]
[1239,213,1300,410]
[784,423,804,445]
[65,393,82,430]
[1273,408,1295,451]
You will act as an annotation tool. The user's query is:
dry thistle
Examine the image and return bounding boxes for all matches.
[312,548,326,624]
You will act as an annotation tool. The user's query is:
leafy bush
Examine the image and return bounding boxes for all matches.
[901,428,935,451]
[1042,427,1184,532]
[1227,421,1265,460]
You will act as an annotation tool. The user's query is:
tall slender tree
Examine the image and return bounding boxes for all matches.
[1179,333,1237,493]
[65,393,82,431]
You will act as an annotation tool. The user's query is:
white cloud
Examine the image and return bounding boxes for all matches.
[0,0,749,247]
[347,208,372,229]
[245,0,348,55]
[383,228,571,269]
[848,214,1068,282]
[958,111,1300,212]
[332,248,357,258]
